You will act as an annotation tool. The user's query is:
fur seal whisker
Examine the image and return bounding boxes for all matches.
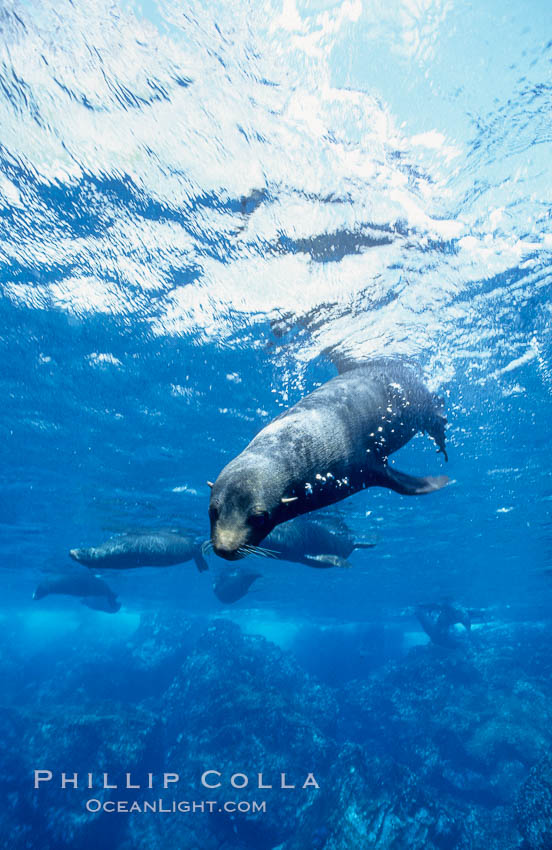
[243,544,277,559]
[253,547,278,558]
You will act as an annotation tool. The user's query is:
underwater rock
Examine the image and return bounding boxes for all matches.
[4,701,161,850]
[160,619,338,848]
[338,623,552,814]
[23,611,205,708]
[3,613,552,849]
[125,610,206,678]
[96,610,208,702]
[516,755,552,849]
[282,743,469,850]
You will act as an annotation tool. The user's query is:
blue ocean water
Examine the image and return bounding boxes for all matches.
[1,0,552,847]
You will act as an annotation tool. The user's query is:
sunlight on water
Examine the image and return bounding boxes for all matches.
[1,0,550,383]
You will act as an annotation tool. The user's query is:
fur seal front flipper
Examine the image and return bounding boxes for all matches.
[192,548,209,573]
[374,466,449,496]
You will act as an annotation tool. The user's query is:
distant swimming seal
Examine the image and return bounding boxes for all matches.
[69,531,208,573]
[213,566,262,604]
[33,574,120,613]
[416,602,471,647]
[262,516,377,569]
[209,359,448,560]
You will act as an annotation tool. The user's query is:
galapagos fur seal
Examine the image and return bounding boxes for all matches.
[416,602,471,647]
[213,566,262,604]
[33,573,120,612]
[262,516,376,569]
[209,359,448,560]
[69,531,208,573]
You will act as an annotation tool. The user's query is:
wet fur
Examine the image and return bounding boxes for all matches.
[210,360,448,559]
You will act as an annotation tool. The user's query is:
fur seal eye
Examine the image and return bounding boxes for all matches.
[249,511,269,528]
[209,506,219,522]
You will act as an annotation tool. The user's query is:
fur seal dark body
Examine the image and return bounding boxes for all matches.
[416,602,471,647]
[33,574,120,612]
[263,516,376,568]
[69,531,208,573]
[213,566,262,604]
[209,359,448,560]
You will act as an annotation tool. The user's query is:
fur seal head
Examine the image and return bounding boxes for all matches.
[209,456,286,560]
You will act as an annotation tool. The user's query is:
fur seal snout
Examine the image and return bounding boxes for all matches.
[209,460,280,560]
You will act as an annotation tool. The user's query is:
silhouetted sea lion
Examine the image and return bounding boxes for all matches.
[416,602,471,647]
[209,359,448,560]
[33,574,120,612]
[262,516,376,568]
[69,531,208,573]
[213,566,262,604]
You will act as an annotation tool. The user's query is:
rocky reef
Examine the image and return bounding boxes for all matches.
[2,613,552,848]
[516,756,552,849]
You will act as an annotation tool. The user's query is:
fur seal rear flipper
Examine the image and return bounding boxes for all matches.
[374,466,449,496]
